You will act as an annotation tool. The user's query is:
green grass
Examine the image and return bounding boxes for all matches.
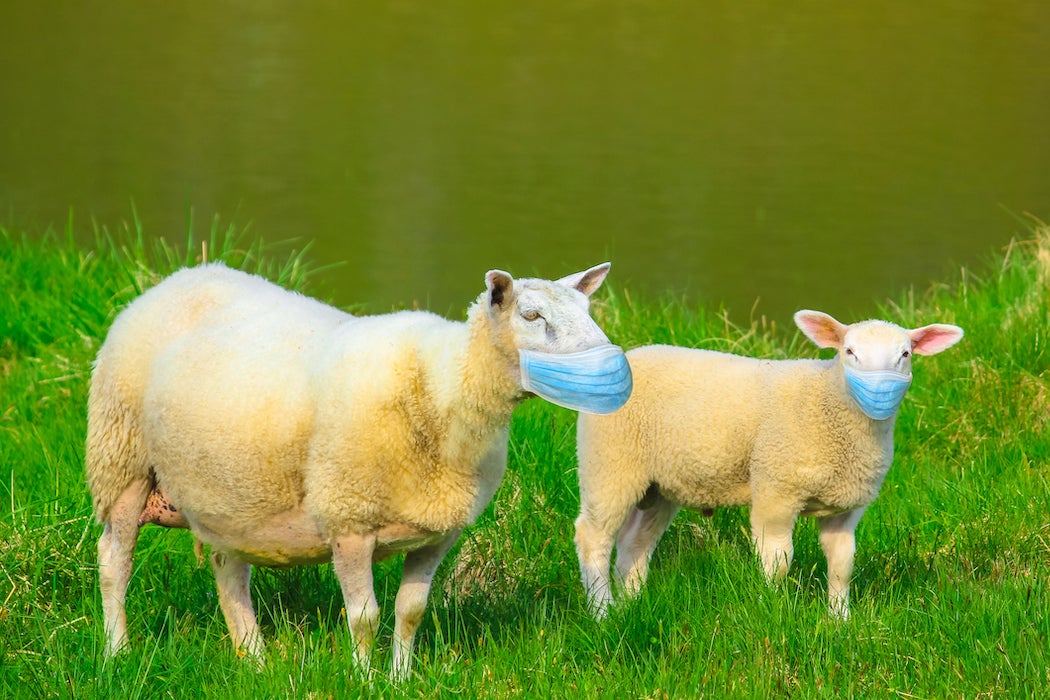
[1,215,1047,698]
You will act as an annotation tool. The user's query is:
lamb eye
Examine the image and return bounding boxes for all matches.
[522,310,541,322]
[845,347,855,357]
[902,350,911,359]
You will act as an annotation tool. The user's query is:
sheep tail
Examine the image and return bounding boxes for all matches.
[84,364,150,523]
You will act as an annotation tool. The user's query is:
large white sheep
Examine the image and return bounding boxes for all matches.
[574,310,963,619]
[86,260,621,677]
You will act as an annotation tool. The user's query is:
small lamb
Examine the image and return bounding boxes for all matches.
[87,260,625,678]
[574,310,963,618]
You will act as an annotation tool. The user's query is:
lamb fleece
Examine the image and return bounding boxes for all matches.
[577,347,891,528]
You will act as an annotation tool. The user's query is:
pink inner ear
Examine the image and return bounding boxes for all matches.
[794,311,845,349]
[559,263,611,297]
[909,324,964,355]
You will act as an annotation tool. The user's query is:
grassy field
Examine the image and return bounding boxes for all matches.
[1,217,1047,698]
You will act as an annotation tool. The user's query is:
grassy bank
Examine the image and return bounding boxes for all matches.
[1,218,1047,698]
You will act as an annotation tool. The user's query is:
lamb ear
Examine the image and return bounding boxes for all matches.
[556,262,611,297]
[485,270,514,312]
[908,323,964,356]
[794,310,848,350]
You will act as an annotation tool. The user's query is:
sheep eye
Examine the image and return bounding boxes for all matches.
[845,347,855,357]
[902,350,911,359]
[522,310,541,322]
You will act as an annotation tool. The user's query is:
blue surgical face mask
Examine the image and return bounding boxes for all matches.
[843,366,912,420]
[519,344,633,414]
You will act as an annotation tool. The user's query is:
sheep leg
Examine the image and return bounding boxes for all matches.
[750,500,799,583]
[331,532,379,673]
[209,550,263,662]
[392,530,460,680]
[98,477,151,657]
[613,495,679,598]
[818,507,865,619]
[574,512,618,618]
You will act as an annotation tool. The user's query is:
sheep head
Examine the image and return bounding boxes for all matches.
[482,263,632,414]
[794,310,964,419]
[484,262,613,354]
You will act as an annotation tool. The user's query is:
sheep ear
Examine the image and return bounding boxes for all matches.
[794,310,848,350]
[908,323,964,356]
[485,270,514,312]
[556,262,611,297]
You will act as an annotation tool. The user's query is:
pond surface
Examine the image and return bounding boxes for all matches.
[2,2,1048,323]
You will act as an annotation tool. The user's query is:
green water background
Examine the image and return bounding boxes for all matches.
[2,1,1047,321]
